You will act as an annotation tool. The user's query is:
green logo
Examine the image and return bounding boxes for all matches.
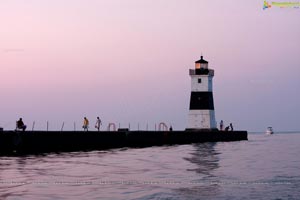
[263,0,300,9]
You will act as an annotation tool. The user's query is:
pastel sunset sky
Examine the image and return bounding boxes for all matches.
[0,0,299,132]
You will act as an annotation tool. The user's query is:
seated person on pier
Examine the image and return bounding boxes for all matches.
[225,126,230,131]
[16,118,27,131]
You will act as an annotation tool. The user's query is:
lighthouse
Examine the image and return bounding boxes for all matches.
[187,56,217,130]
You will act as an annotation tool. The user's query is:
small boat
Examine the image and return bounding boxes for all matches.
[265,127,274,135]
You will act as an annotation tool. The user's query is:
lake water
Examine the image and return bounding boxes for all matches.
[0,133,300,200]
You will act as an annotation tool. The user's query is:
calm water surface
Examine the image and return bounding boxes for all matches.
[1,133,300,200]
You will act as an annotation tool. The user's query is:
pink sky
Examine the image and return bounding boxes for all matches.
[0,0,299,131]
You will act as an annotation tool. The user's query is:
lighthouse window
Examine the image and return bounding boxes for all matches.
[198,78,202,83]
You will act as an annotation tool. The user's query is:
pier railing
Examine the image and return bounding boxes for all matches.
[1,121,171,132]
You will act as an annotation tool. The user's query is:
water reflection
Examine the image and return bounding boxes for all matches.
[175,143,221,199]
[1,134,300,199]
[185,143,219,176]
[0,157,28,200]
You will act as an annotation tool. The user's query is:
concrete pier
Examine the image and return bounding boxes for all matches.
[0,130,247,155]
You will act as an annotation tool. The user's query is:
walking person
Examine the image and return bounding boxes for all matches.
[95,117,102,131]
[82,117,89,131]
[220,120,224,131]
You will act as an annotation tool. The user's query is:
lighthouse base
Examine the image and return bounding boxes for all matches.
[187,110,217,129]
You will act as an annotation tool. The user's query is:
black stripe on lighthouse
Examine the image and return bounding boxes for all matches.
[189,92,214,110]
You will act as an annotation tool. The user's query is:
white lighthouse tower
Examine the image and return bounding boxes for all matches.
[187,56,217,130]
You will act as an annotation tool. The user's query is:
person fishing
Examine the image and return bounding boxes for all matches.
[225,126,230,131]
[16,118,27,131]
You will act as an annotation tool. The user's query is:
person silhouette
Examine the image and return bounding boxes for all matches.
[220,120,224,131]
[230,123,234,131]
[95,117,102,131]
[82,117,89,131]
[16,118,27,131]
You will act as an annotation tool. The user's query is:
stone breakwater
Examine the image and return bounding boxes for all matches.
[0,130,247,155]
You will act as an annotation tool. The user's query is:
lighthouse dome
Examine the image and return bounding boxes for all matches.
[195,56,208,69]
[195,56,208,64]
